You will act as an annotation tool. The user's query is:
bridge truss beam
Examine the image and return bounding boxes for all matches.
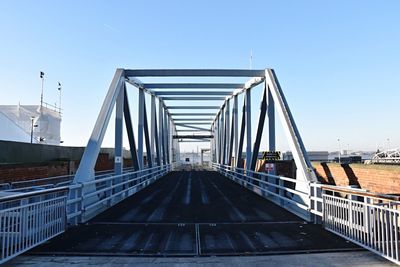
[73,68,317,215]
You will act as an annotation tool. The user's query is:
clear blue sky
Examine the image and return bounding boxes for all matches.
[0,0,399,152]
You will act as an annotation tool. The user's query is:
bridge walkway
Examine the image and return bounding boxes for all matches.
[31,167,358,256]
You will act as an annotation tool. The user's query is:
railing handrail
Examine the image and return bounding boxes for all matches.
[0,186,69,202]
[212,162,309,185]
[321,185,400,202]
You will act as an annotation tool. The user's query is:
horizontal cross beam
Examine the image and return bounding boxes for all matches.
[167,106,220,109]
[125,69,266,77]
[173,135,214,139]
[176,129,212,132]
[175,124,211,131]
[176,122,211,125]
[170,113,216,116]
[173,118,213,121]
[153,91,232,96]
[143,83,244,89]
[161,96,226,101]
[178,140,210,143]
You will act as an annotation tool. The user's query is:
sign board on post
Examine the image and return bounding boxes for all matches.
[115,156,122,163]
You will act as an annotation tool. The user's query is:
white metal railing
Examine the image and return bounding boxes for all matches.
[67,164,172,224]
[212,162,400,265]
[322,186,400,265]
[0,187,68,264]
[211,162,315,221]
[0,163,173,263]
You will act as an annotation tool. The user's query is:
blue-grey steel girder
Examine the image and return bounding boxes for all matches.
[138,89,145,169]
[150,96,156,165]
[123,86,140,171]
[170,113,216,116]
[161,97,226,101]
[176,124,210,131]
[142,83,245,89]
[225,99,230,164]
[265,69,316,182]
[236,97,246,168]
[173,118,214,121]
[227,105,235,166]
[250,83,268,171]
[125,69,266,77]
[267,84,276,151]
[167,106,220,109]
[175,122,211,125]
[73,69,125,183]
[152,102,161,166]
[232,95,239,166]
[143,101,153,168]
[245,89,252,171]
[179,140,210,143]
[222,101,229,164]
[176,129,212,132]
[164,108,170,164]
[173,135,213,139]
[114,84,124,176]
[219,110,224,164]
[153,91,233,96]
[159,100,166,165]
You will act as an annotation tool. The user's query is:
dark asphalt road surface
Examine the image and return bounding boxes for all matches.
[33,168,358,256]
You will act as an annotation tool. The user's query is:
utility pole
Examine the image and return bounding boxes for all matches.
[58,82,62,115]
[337,138,342,163]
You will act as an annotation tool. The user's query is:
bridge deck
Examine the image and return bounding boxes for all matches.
[33,168,358,256]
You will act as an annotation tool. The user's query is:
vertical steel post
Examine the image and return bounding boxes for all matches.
[143,102,153,168]
[267,84,276,151]
[159,99,165,165]
[151,95,156,163]
[215,115,219,163]
[138,89,145,169]
[219,111,224,164]
[225,99,230,165]
[233,95,238,166]
[245,89,252,171]
[114,84,124,176]
[153,102,161,166]
[123,86,139,170]
[164,107,169,164]
[250,84,267,171]
[236,97,246,168]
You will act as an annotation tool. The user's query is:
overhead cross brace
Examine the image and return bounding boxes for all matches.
[153,91,232,96]
[161,97,226,101]
[173,135,214,139]
[143,83,245,89]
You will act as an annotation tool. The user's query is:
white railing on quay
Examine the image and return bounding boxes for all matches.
[211,162,317,221]
[322,186,400,265]
[211,162,400,264]
[0,187,68,264]
[0,163,173,263]
[67,164,172,224]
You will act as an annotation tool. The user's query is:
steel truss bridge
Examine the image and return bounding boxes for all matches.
[371,148,400,164]
[1,69,399,265]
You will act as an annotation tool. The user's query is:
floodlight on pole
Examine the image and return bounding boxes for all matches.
[40,71,45,112]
